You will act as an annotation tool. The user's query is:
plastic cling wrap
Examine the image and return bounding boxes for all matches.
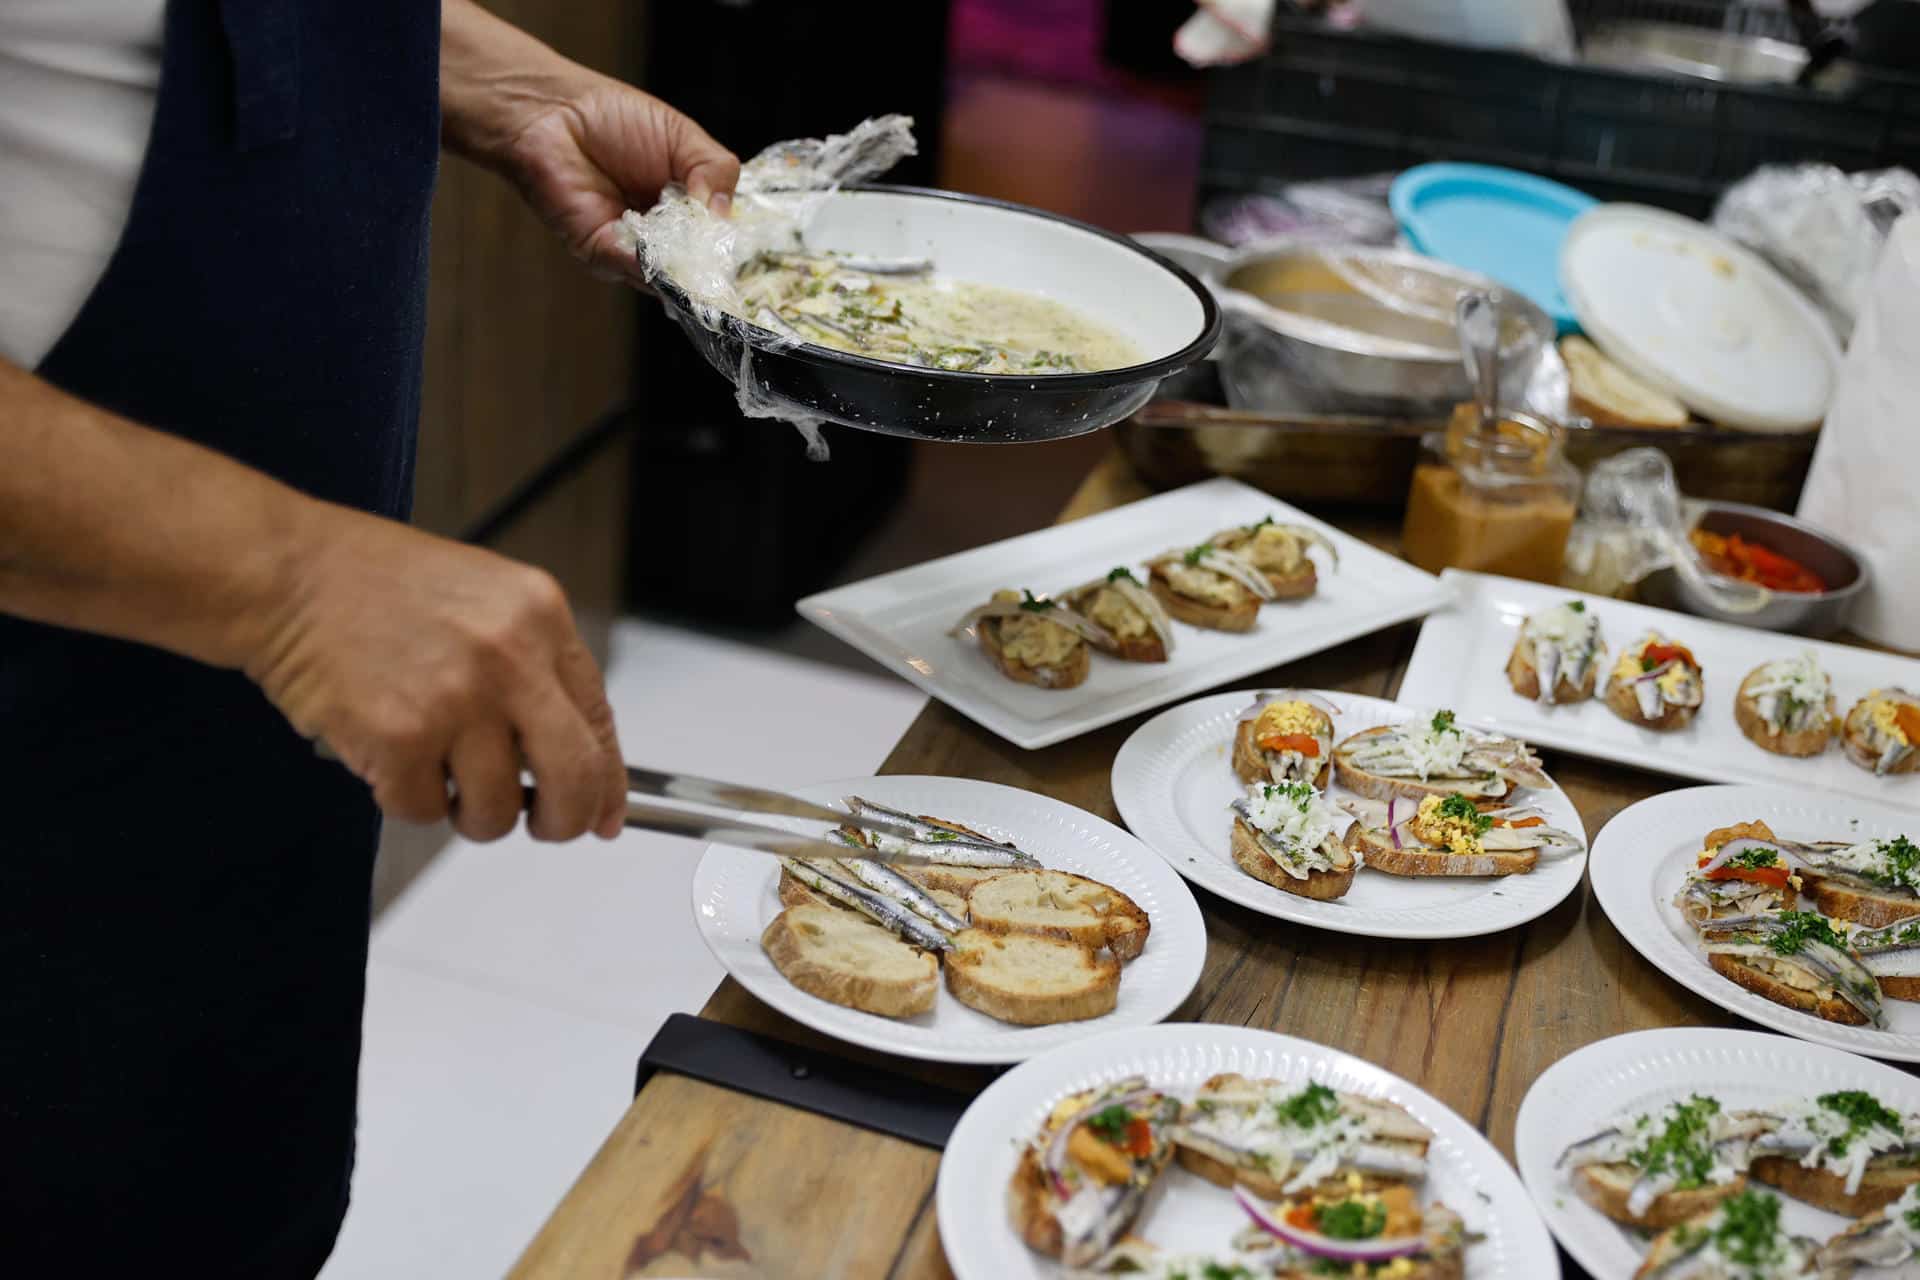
[618,115,920,459]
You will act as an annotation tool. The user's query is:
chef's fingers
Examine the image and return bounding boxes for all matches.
[447,723,525,843]
[669,113,739,215]
[552,638,626,840]
[367,742,453,826]
[514,675,610,843]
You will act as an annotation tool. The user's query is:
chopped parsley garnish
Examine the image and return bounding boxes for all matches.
[1870,836,1920,888]
[1727,848,1780,870]
[1245,516,1276,534]
[1017,589,1054,613]
[1265,781,1315,813]
[1106,566,1139,585]
[1567,600,1585,612]
[1085,1104,1133,1144]
[1641,657,1660,672]
[1766,911,1850,957]
[1816,1090,1903,1156]
[1711,1189,1784,1268]
[1430,710,1458,735]
[1316,1198,1388,1240]
[1438,794,1493,833]
[1275,1083,1340,1129]
[1628,1095,1721,1189]
[1202,1266,1251,1280]
[1183,542,1215,567]
[1906,1202,1920,1234]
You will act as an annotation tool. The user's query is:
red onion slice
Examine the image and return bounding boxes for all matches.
[1232,1186,1427,1261]
[1387,798,1402,850]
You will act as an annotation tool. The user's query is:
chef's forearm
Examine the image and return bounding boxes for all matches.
[437,0,579,170]
[0,358,308,670]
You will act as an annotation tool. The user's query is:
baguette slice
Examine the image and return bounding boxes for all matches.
[1707,951,1872,1025]
[1562,335,1688,428]
[1506,635,1598,704]
[1806,878,1920,931]
[761,905,938,1019]
[1345,823,1538,877]
[1572,1162,1746,1231]
[1605,676,1699,731]
[1230,818,1355,900]
[903,864,1008,898]
[1843,695,1920,776]
[1735,664,1835,758]
[1748,1155,1920,1219]
[944,929,1119,1025]
[1147,567,1259,633]
[965,869,1150,963]
[776,867,966,923]
[1060,585,1169,664]
[1259,562,1317,600]
[1330,725,1507,805]
[1231,717,1332,789]
[978,615,1089,690]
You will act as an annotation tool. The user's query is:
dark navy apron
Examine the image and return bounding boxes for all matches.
[0,1,438,1272]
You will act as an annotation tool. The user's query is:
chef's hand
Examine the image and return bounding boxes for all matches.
[245,504,628,843]
[439,0,739,285]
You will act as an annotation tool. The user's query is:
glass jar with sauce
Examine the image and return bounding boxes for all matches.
[1402,406,1580,584]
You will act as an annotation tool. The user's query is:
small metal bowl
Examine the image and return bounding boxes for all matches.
[1639,501,1869,638]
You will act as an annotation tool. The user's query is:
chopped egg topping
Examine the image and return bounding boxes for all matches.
[1409,794,1491,856]
[989,589,1080,666]
[1081,585,1150,639]
[1254,700,1324,743]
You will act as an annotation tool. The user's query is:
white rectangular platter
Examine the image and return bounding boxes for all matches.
[796,477,1450,749]
[1400,568,1920,811]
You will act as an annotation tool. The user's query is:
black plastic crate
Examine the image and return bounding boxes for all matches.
[1200,12,1920,225]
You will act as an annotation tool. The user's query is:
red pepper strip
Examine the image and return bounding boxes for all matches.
[1641,643,1698,671]
[1502,816,1546,829]
[1704,864,1792,890]
[1258,732,1322,758]
[1896,704,1920,747]
[1284,1203,1318,1232]
[1124,1117,1154,1157]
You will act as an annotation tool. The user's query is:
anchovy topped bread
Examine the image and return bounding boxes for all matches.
[1007,1077,1182,1266]
[951,589,1111,690]
[1332,710,1550,803]
[1229,780,1358,901]
[1231,691,1337,789]
[1508,599,1605,705]
[1172,1076,1432,1200]
[1606,632,1705,731]
[1818,1182,1920,1274]
[1736,653,1837,758]
[1209,515,1339,601]
[1845,690,1920,778]
[1059,567,1175,664]
[1146,541,1274,633]
[1634,1188,1820,1279]
[1345,793,1584,878]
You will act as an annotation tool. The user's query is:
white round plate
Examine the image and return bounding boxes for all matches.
[1516,1027,1920,1279]
[1590,784,1920,1061]
[690,775,1206,1065]
[936,1022,1560,1279]
[1110,690,1589,939]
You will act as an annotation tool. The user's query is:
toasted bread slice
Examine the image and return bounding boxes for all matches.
[977,616,1089,690]
[1735,665,1834,758]
[1562,335,1689,428]
[1572,1162,1746,1231]
[902,864,1008,897]
[1605,677,1699,731]
[1330,725,1506,804]
[1345,824,1537,877]
[1060,585,1169,664]
[1147,568,1259,633]
[1230,818,1355,900]
[1231,718,1332,789]
[1843,697,1920,776]
[1805,878,1920,931]
[944,929,1119,1025]
[1748,1156,1920,1218]
[1506,636,1598,704]
[965,869,1150,963]
[1707,951,1872,1025]
[1261,562,1317,600]
[761,905,938,1019]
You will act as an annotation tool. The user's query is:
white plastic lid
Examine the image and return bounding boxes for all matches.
[1560,204,1840,433]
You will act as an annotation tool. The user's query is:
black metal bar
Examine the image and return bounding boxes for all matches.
[632,1013,977,1150]
[457,403,635,547]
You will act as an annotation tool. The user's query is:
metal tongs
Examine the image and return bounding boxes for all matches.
[617,767,980,866]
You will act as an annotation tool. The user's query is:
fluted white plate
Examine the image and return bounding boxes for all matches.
[1590,784,1920,1060]
[937,1023,1559,1279]
[1110,690,1588,939]
[1516,1027,1920,1278]
[690,775,1206,1065]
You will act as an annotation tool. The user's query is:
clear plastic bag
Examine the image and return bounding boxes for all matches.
[616,115,920,459]
[1712,163,1920,344]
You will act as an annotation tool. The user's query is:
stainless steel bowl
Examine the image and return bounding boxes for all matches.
[1639,501,1868,638]
[1215,245,1554,416]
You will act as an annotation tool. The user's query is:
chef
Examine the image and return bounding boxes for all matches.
[0,1,737,1271]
